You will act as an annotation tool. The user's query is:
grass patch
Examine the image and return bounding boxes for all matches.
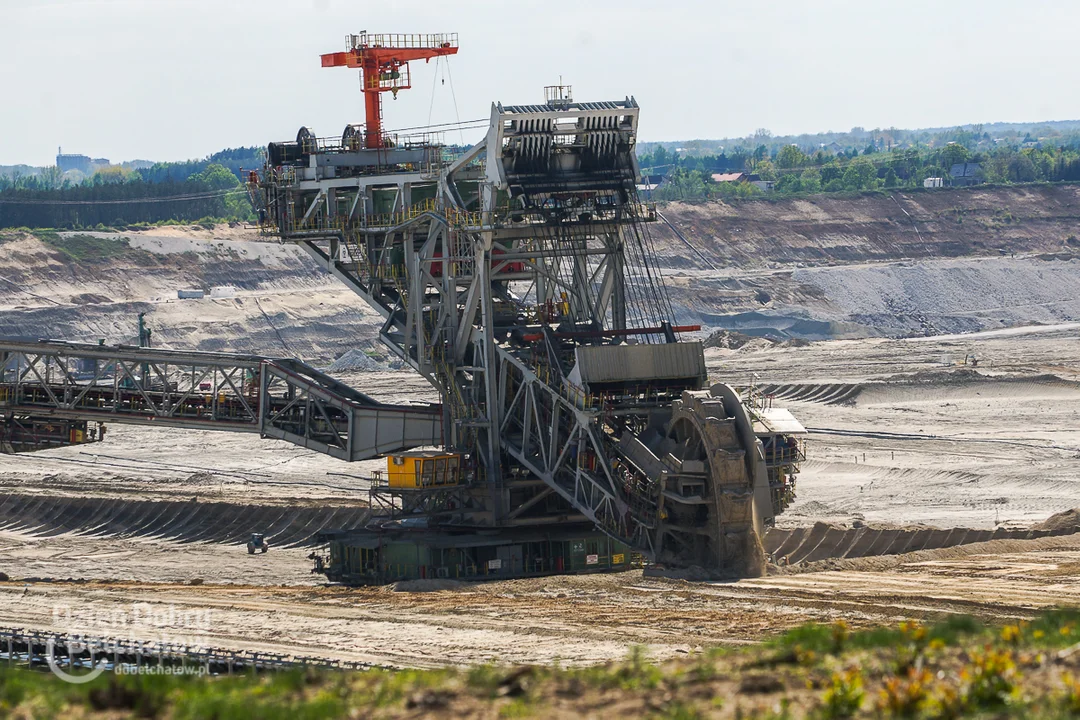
[567,645,664,691]
[39,231,131,263]
[1019,608,1080,648]
[5,610,1080,718]
[771,614,985,657]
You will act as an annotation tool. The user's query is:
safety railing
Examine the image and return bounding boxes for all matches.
[361,197,439,229]
[763,440,807,467]
[278,198,485,238]
[446,206,483,228]
[290,130,448,159]
[285,215,349,236]
[562,378,598,411]
[347,33,458,51]
[269,166,297,185]
[365,63,411,92]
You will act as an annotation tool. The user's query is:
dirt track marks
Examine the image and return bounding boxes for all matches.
[764,522,1079,564]
[0,493,370,547]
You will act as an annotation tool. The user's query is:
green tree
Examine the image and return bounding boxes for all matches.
[775,145,808,169]
[841,157,879,191]
[1006,153,1037,182]
[91,166,141,185]
[800,167,822,193]
[192,163,240,190]
[754,159,778,181]
[656,168,709,201]
[1028,149,1054,180]
[941,143,970,169]
[775,173,802,193]
[652,145,669,168]
[39,165,63,190]
[820,161,843,185]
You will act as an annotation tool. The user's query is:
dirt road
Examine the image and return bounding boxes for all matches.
[2,530,1079,668]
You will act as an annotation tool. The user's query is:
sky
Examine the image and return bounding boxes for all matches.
[5,0,1080,166]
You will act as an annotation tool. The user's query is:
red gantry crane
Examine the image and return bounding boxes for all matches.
[321,32,459,149]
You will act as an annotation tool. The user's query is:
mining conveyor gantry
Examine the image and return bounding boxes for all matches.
[0,32,806,583]
[248,32,807,581]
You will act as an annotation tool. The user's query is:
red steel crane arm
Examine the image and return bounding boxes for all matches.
[320,46,458,68]
[320,34,459,150]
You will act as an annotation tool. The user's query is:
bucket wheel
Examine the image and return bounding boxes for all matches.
[652,387,765,576]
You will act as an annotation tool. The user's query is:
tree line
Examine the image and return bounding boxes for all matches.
[0,163,254,229]
[639,128,1080,201]
[138,147,263,185]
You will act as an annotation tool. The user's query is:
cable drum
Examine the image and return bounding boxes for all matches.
[267,142,301,167]
[342,124,364,151]
[296,126,318,155]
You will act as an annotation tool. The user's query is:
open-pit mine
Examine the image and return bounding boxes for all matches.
[3,31,1080,671]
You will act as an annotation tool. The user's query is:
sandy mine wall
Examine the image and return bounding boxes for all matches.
[0,231,386,364]
[655,184,1080,267]
[655,184,1080,338]
[2,183,1079,360]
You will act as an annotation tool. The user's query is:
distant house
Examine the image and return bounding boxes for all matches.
[949,163,983,187]
[709,171,773,192]
[742,174,775,192]
[820,141,844,154]
[924,177,944,189]
[710,172,746,183]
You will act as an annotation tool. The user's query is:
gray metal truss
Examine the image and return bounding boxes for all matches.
[251,96,684,557]
[0,340,440,461]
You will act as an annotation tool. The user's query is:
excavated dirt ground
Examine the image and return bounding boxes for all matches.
[2,205,1080,668]
[2,536,1080,668]
[2,325,1079,667]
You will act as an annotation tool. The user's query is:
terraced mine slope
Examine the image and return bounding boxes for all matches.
[655,184,1080,337]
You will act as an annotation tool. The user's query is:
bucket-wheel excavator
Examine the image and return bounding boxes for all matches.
[0,33,806,583]
[250,33,807,582]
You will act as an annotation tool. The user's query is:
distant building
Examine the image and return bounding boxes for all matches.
[55,148,109,173]
[709,171,773,192]
[56,147,91,174]
[710,172,746,183]
[742,174,774,192]
[923,177,944,188]
[820,141,844,154]
[949,163,983,187]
